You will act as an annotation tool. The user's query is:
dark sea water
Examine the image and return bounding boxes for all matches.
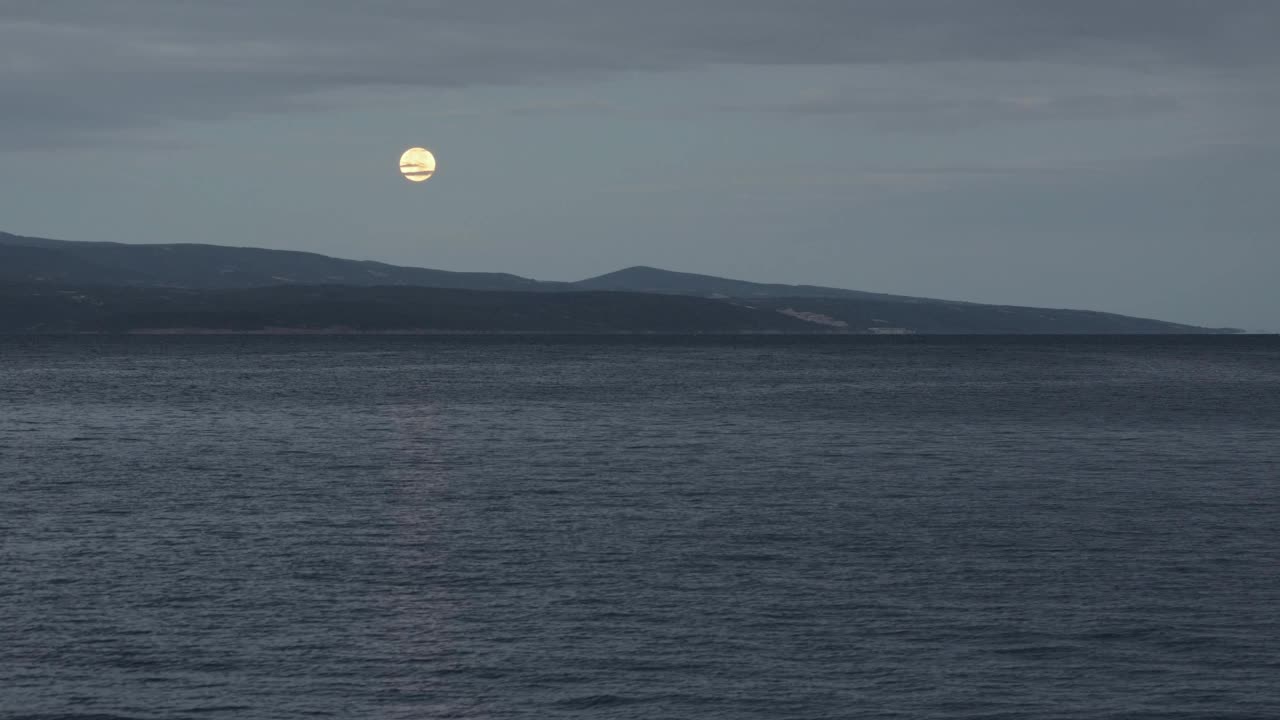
[2,336,1279,720]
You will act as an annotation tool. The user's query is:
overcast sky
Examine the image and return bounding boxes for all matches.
[2,1,1277,328]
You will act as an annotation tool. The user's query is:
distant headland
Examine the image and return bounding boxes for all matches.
[0,231,1242,335]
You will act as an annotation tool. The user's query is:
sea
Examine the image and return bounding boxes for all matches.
[2,335,1278,720]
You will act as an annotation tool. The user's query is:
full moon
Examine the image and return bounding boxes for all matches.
[399,147,436,183]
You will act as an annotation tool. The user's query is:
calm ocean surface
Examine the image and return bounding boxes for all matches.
[2,336,1278,720]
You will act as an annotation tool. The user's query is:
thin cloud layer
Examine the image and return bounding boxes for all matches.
[3,1,1278,147]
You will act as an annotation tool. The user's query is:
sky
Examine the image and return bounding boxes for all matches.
[2,1,1278,329]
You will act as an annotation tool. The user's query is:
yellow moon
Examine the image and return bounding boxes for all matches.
[399,147,436,183]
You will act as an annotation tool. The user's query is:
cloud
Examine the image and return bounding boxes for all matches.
[753,89,1183,131]
[2,1,1278,148]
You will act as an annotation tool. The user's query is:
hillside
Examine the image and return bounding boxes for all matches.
[0,232,556,292]
[0,284,818,334]
[743,297,1224,335]
[573,265,931,303]
[0,231,1238,334]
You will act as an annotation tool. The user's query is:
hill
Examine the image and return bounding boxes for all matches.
[0,231,556,292]
[573,265,931,302]
[0,231,1239,334]
[0,284,819,334]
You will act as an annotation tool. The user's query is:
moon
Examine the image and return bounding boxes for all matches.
[399,147,436,183]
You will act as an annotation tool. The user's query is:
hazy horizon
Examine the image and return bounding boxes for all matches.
[3,2,1278,330]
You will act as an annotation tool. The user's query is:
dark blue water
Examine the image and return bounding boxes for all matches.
[2,336,1279,719]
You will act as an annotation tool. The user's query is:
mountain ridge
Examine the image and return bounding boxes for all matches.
[0,231,1240,334]
[0,231,557,292]
[575,265,943,304]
